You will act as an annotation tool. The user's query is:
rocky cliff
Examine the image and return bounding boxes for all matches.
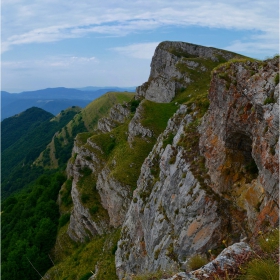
[115,45,279,278]
[200,57,279,232]
[136,41,240,103]
[55,41,278,279]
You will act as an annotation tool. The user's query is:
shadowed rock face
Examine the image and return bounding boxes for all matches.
[136,41,240,103]
[200,57,279,232]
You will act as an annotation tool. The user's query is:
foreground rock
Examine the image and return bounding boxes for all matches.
[163,242,252,280]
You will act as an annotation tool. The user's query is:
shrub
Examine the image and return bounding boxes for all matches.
[81,193,90,203]
[111,244,118,255]
[80,166,92,176]
[188,255,208,271]
[169,156,176,165]
[130,99,141,112]
[79,272,93,280]
[245,259,279,280]
[274,73,279,85]
[59,213,71,228]
[90,205,99,215]
[264,97,275,105]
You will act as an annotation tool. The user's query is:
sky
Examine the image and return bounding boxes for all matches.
[1,0,279,93]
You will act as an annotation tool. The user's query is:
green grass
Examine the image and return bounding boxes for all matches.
[187,255,208,271]
[81,91,134,131]
[258,229,279,254]
[46,229,120,280]
[76,173,110,224]
[140,100,178,136]
[274,73,279,85]
[173,56,226,104]
[245,259,279,280]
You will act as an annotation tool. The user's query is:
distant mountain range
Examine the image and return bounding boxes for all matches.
[1,86,136,120]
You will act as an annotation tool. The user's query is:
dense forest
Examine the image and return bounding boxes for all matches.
[1,172,66,279]
[1,106,82,199]
[1,106,85,278]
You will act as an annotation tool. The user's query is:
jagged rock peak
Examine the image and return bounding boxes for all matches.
[136,41,242,103]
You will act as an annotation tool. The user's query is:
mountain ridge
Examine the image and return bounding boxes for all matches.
[1,87,135,120]
[1,41,278,280]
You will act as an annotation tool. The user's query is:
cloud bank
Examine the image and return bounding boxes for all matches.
[2,0,279,54]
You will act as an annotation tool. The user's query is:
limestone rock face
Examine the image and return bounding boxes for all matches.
[96,168,132,228]
[67,141,109,242]
[199,57,279,232]
[67,179,108,242]
[98,103,130,132]
[128,101,153,144]
[66,103,132,241]
[136,41,240,103]
[116,106,223,279]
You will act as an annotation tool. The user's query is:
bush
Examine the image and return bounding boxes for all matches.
[90,205,99,215]
[81,193,90,203]
[79,272,93,280]
[274,73,279,85]
[188,255,208,271]
[130,99,141,112]
[59,213,71,228]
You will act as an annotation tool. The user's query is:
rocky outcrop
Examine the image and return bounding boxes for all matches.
[116,55,279,278]
[136,41,242,103]
[66,103,133,241]
[67,179,108,242]
[98,103,130,132]
[61,41,278,279]
[200,57,279,232]
[66,140,109,242]
[164,242,252,280]
[96,168,132,228]
[128,101,153,144]
[116,106,225,279]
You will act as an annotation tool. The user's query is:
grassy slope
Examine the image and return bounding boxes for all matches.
[35,92,134,169]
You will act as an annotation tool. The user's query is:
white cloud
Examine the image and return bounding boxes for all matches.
[1,0,279,54]
[111,42,160,59]
[2,55,98,70]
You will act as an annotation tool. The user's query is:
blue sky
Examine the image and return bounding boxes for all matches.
[1,0,279,92]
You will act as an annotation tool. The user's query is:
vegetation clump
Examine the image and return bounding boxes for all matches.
[187,254,208,270]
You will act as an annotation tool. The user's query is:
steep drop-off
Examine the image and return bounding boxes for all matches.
[44,42,278,280]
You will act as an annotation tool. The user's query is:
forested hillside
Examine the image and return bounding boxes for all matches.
[1,106,81,199]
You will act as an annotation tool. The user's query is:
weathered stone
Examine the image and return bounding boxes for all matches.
[66,103,132,241]
[67,179,108,242]
[128,101,153,145]
[98,103,130,132]
[116,106,222,279]
[136,41,241,103]
[97,168,132,228]
[190,242,251,278]
[199,57,279,232]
